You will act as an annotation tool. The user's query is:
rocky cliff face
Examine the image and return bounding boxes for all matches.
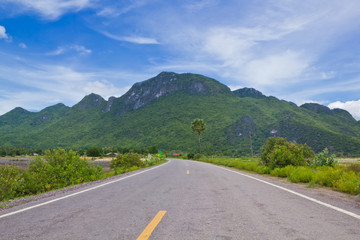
[233,87,265,98]
[105,72,231,113]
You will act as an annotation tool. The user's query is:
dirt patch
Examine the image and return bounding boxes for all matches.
[0,157,35,169]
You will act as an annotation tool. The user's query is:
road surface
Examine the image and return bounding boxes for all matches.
[1,159,359,239]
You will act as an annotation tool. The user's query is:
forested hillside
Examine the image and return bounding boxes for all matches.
[1,72,359,155]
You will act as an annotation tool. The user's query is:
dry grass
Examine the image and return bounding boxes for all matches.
[336,158,360,164]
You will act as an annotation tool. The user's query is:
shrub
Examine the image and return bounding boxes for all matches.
[313,166,343,187]
[187,153,195,159]
[270,168,282,177]
[261,137,314,169]
[254,166,271,175]
[195,156,360,195]
[27,149,103,192]
[194,154,204,160]
[146,154,166,166]
[270,165,296,178]
[243,162,258,172]
[288,167,315,183]
[333,171,360,194]
[0,165,26,200]
[346,163,360,174]
[110,153,145,169]
[26,158,56,193]
[0,148,103,201]
[309,148,336,167]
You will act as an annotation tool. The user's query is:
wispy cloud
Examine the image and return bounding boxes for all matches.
[243,50,311,86]
[139,0,360,97]
[2,0,94,20]
[72,45,92,55]
[19,42,27,48]
[47,47,65,56]
[96,0,149,18]
[0,52,153,115]
[1,0,360,119]
[101,31,159,44]
[321,71,336,80]
[291,77,360,99]
[183,0,219,11]
[47,45,92,56]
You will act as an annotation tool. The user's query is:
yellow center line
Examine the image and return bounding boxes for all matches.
[137,211,167,240]
[187,170,189,174]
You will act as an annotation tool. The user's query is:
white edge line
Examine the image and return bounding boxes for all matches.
[0,160,170,219]
[196,161,360,220]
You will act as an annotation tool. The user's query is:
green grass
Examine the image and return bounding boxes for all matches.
[195,157,360,195]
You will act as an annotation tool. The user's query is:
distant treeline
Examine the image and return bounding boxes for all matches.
[0,145,160,157]
[0,147,44,157]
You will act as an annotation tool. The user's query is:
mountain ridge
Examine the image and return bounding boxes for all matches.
[3,72,354,121]
[0,72,359,155]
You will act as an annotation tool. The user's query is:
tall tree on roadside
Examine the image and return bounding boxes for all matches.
[191,118,206,153]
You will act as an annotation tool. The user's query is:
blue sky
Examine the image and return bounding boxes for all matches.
[1,0,360,119]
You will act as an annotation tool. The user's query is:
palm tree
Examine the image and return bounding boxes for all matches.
[191,118,206,153]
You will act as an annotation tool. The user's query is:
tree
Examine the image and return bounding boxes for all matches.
[148,145,158,154]
[191,118,206,153]
[86,147,102,157]
[260,137,315,168]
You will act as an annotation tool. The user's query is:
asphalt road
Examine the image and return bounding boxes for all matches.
[1,159,359,240]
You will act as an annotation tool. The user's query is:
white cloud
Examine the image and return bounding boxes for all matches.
[96,7,118,17]
[82,80,130,99]
[287,76,360,101]
[153,14,316,88]
[184,0,219,11]
[4,0,93,20]
[138,0,360,96]
[101,31,159,44]
[202,27,256,63]
[96,1,148,18]
[0,90,66,116]
[228,85,244,91]
[121,36,160,45]
[19,42,27,48]
[72,45,92,55]
[47,45,91,56]
[294,99,324,106]
[47,47,65,56]
[244,50,310,86]
[0,25,9,40]
[328,100,360,120]
[0,54,153,115]
[1,0,360,116]
[321,71,336,80]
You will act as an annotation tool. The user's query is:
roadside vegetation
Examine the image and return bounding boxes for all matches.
[1,136,359,202]
[0,148,166,202]
[194,137,360,195]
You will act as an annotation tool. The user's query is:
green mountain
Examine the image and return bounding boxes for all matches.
[1,72,360,155]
